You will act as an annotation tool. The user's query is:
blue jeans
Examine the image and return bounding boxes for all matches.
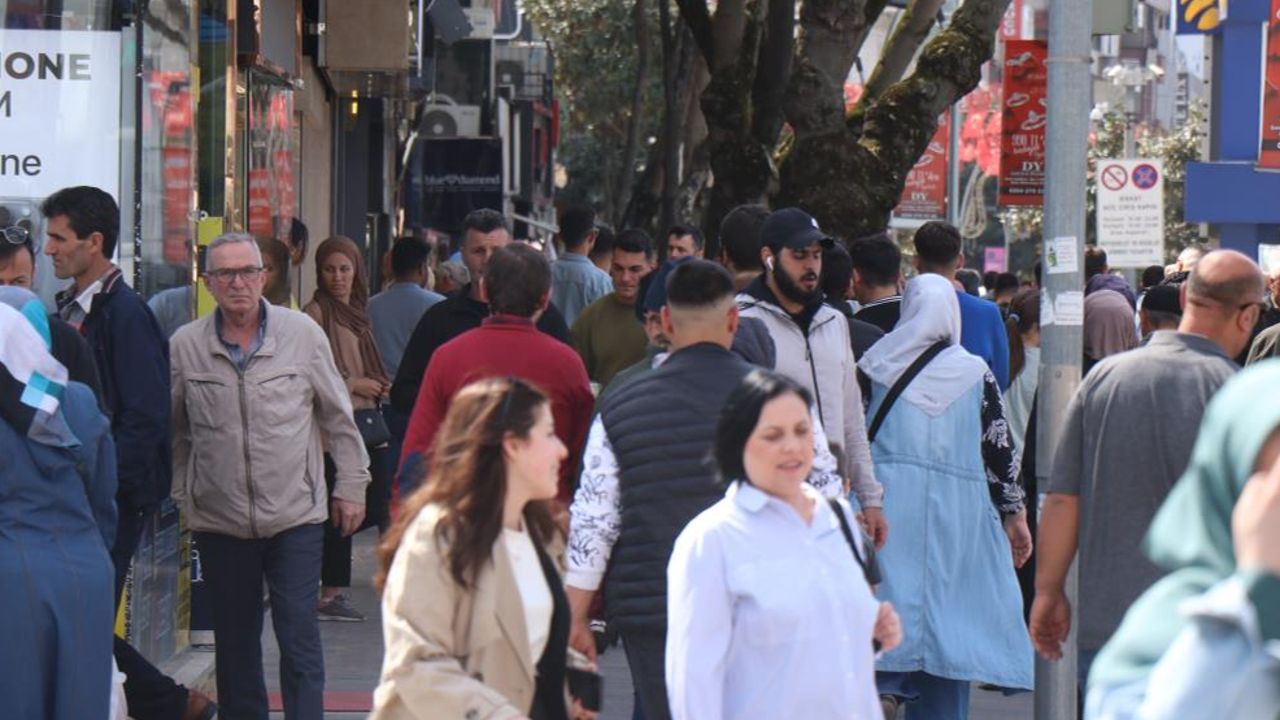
[878,671,972,720]
[197,523,325,720]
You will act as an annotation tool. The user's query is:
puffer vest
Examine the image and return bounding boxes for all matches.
[599,343,752,632]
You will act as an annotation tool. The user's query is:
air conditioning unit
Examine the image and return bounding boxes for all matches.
[464,7,495,38]
[421,104,482,138]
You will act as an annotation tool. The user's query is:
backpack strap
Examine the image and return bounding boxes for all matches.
[866,339,950,443]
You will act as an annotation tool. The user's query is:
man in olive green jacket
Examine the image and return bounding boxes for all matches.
[170,233,369,720]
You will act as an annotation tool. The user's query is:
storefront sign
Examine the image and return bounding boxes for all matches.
[1096,159,1165,267]
[420,138,504,234]
[1000,0,1024,41]
[998,40,1047,207]
[1260,0,1280,169]
[0,30,121,199]
[1177,0,1222,34]
[984,246,1007,273]
[894,114,949,221]
[247,168,273,237]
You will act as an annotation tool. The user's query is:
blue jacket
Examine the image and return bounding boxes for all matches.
[958,291,1010,390]
[81,271,172,508]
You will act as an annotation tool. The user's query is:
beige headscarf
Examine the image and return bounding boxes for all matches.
[310,236,389,384]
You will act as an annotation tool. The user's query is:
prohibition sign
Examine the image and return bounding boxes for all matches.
[1132,163,1159,190]
[1100,164,1128,191]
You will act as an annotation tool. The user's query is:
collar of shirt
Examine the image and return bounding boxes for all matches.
[57,265,119,316]
[861,295,901,309]
[1147,330,1231,360]
[729,481,836,532]
[558,252,593,266]
[215,300,269,366]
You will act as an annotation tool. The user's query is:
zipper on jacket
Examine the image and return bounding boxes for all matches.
[236,366,260,538]
[803,334,827,427]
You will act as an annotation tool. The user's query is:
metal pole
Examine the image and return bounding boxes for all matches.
[1036,0,1090,716]
[947,102,962,228]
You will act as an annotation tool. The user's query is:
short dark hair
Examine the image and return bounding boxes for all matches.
[1141,264,1167,289]
[0,236,34,267]
[614,229,653,258]
[956,268,983,296]
[849,233,901,288]
[714,369,814,482]
[589,223,616,261]
[995,272,1020,294]
[719,204,768,271]
[1084,245,1108,278]
[391,238,432,279]
[462,208,510,236]
[912,221,962,270]
[667,223,704,250]
[666,258,734,309]
[821,243,853,301]
[559,205,597,249]
[485,243,551,316]
[41,186,120,259]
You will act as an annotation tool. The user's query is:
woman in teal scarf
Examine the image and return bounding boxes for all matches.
[1086,360,1280,718]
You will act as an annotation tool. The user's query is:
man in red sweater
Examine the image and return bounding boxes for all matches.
[399,243,594,501]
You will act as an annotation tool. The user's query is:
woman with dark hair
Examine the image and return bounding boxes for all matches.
[665,369,901,719]
[372,377,594,720]
[305,235,393,621]
[1005,288,1041,449]
[255,235,295,307]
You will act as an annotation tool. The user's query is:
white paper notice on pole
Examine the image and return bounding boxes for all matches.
[1054,291,1084,326]
[1045,236,1079,275]
[0,30,121,199]
[1096,158,1164,268]
[1040,291,1057,326]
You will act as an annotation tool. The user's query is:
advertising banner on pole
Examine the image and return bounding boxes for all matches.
[893,114,949,222]
[1260,0,1280,169]
[0,30,121,199]
[999,40,1047,207]
[420,138,504,234]
[1096,159,1165,267]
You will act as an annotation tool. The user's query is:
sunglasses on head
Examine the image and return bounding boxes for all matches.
[2,226,30,246]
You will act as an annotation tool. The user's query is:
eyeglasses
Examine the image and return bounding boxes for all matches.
[206,266,264,283]
[2,226,29,245]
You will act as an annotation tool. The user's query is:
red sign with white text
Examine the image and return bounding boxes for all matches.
[1260,0,1280,168]
[894,114,950,221]
[999,40,1047,206]
[247,169,273,237]
[1000,0,1023,40]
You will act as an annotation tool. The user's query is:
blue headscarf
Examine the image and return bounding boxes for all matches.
[0,287,78,447]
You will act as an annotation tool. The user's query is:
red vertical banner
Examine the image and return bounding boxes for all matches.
[894,114,950,221]
[162,148,192,264]
[999,0,1023,41]
[247,169,273,237]
[1260,0,1280,168]
[999,40,1047,206]
[273,149,295,232]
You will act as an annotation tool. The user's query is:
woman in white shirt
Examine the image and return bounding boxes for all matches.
[371,377,595,720]
[666,370,902,720]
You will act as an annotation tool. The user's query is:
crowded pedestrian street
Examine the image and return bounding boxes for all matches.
[3,1,1280,720]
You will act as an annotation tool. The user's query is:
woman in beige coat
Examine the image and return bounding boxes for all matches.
[373,377,595,720]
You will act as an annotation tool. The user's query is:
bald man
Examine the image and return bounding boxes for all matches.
[1031,250,1264,689]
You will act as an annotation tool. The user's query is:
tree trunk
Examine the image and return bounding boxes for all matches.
[615,0,652,227]
[777,0,1012,239]
[659,1,688,232]
[784,0,873,138]
[751,0,796,145]
[848,0,946,132]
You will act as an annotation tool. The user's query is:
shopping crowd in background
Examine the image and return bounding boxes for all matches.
[3,184,1280,720]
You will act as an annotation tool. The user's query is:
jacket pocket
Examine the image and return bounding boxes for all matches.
[185,375,234,429]
[254,367,310,429]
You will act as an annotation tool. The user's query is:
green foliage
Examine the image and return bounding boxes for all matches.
[1000,103,1206,262]
[524,0,666,218]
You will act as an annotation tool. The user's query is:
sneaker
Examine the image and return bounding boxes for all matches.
[317,594,366,622]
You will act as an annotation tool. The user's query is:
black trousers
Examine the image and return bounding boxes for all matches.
[320,447,389,587]
[620,630,672,720]
[113,503,189,720]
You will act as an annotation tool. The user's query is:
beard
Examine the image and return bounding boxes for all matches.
[773,263,822,307]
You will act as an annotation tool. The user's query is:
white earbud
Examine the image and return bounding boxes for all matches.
[765,256,774,271]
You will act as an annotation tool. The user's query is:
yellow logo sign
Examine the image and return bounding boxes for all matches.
[1180,0,1221,32]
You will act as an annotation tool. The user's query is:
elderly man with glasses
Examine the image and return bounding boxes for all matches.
[169,232,370,720]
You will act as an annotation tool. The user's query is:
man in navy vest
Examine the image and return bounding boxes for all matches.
[564,260,845,720]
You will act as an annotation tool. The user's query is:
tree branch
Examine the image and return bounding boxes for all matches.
[615,0,653,226]
[785,0,873,138]
[674,0,716,67]
[848,0,946,130]
[751,0,797,145]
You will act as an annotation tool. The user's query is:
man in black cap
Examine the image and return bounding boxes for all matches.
[736,208,887,547]
[1139,283,1182,339]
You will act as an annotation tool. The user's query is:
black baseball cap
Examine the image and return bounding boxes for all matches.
[761,208,834,252]
[1143,283,1182,316]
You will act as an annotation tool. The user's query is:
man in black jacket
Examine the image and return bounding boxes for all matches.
[44,186,213,720]
[390,209,570,415]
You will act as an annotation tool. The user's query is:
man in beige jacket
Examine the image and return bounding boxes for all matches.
[170,233,370,720]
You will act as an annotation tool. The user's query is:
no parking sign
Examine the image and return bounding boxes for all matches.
[1096,159,1165,267]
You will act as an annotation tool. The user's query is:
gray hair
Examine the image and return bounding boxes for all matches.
[205,233,263,273]
[438,259,470,286]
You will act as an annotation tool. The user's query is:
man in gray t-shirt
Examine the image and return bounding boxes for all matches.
[1030,250,1265,686]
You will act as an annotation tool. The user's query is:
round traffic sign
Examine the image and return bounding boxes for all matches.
[1100,164,1128,191]
[1132,163,1159,190]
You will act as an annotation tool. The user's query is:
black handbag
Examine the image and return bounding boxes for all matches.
[353,407,391,448]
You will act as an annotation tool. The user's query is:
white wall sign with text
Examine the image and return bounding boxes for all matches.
[1096,158,1164,268]
[0,29,121,199]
